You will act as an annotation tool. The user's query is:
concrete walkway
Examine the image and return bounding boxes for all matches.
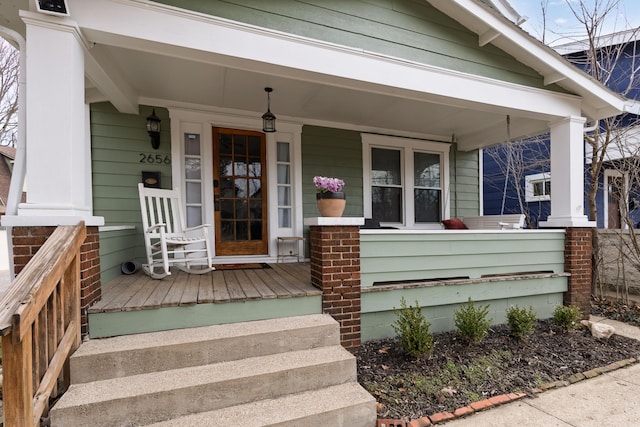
[445,316,640,426]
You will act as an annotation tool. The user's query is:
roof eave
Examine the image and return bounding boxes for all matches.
[426,0,629,121]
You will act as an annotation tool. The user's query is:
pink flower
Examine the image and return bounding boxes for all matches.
[313,176,345,193]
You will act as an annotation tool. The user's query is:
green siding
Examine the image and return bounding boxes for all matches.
[301,125,364,219]
[154,0,559,89]
[91,102,172,283]
[360,230,566,287]
[450,147,480,218]
[361,280,565,340]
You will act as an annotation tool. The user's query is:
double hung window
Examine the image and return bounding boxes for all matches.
[364,134,449,227]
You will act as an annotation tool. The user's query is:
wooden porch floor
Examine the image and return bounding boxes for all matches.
[88,262,319,313]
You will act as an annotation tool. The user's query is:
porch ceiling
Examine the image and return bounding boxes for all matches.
[87,44,525,148]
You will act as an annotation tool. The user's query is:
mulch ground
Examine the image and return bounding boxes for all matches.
[356,299,640,421]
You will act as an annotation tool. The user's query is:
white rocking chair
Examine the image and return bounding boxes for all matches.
[138,183,214,279]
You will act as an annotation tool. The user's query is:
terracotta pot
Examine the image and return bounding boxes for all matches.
[316,192,346,217]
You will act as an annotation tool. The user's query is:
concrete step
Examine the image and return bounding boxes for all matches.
[50,345,357,426]
[148,383,377,427]
[70,314,339,384]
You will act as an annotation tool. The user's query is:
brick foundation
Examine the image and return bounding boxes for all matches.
[564,227,593,318]
[309,225,361,350]
[12,226,101,337]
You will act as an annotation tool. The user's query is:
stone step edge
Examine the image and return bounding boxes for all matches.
[148,382,376,426]
[73,314,337,356]
[54,345,355,409]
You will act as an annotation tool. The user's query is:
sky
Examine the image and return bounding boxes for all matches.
[508,0,640,46]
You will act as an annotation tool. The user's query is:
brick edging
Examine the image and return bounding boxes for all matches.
[377,357,638,426]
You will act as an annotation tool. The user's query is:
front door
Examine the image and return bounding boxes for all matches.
[213,127,268,255]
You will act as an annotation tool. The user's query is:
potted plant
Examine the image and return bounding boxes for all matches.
[313,176,346,217]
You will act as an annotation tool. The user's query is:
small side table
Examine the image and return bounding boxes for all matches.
[277,236,305,263]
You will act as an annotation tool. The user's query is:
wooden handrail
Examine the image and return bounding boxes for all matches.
[0,222,86,426]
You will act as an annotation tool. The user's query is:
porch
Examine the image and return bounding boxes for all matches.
[87,262,321,338]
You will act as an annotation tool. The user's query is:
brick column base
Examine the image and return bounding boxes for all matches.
[309,225,361,351]
[564,227,593,318]
[12,226,102,337]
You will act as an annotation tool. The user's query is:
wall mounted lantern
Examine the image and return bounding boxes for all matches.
[146,108,161,149]
[262,87,276,133]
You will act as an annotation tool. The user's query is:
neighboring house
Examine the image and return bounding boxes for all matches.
[483,30,640,229]
[0,0,636,343]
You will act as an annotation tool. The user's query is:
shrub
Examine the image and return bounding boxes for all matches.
[454,298,492,344]
[392,297,434,358]
[506,305,537,339]
[553,305,582,330]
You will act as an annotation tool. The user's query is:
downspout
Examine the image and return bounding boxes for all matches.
[0,27,27,282]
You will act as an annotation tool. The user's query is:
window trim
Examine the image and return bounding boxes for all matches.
[362,134,450,229]
[525,172,551,202]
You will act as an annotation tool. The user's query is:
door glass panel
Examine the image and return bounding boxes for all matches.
[248,136,261,157]
[278,208,291,227]
[185,133,201,155]
[235,159,247,176]
[234,199,248,218]
[249,179,262,198]
[277,142,290,162]
[278,187,290,205]
[250,200,262,219]
[249,161,262,177]
[234,136,247,156]
[250,221,262,240]
[221,221,234,240]
[186,206,201,228]
[236,221,248,240]
[220,156,233,176]
[185,158,201,180]
[277,165,290,184]
[234,178,247,198]
[186,182,201,204]
[219,134,232,155]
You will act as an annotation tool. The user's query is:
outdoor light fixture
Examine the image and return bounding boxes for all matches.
[262,87,276,133]
[146,108,161,150]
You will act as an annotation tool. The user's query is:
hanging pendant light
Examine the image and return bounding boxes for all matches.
[262,87,276,133]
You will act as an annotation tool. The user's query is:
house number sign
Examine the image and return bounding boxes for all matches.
[139,153,171,165]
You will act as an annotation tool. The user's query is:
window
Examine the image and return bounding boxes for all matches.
[525,173,551,202]
[363,134,449,227]
[184,133,203,227]
[276,141,292,228]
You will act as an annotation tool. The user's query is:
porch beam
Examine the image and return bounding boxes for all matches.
[478,28,500,47]
[84,44,139,114]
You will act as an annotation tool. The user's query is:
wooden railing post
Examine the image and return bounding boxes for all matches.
[2,332,34,425]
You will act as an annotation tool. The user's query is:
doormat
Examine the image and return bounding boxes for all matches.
[213,263,271,270]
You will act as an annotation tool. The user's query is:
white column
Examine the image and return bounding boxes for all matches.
[3,16,103,226]
[540,115,595,228]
